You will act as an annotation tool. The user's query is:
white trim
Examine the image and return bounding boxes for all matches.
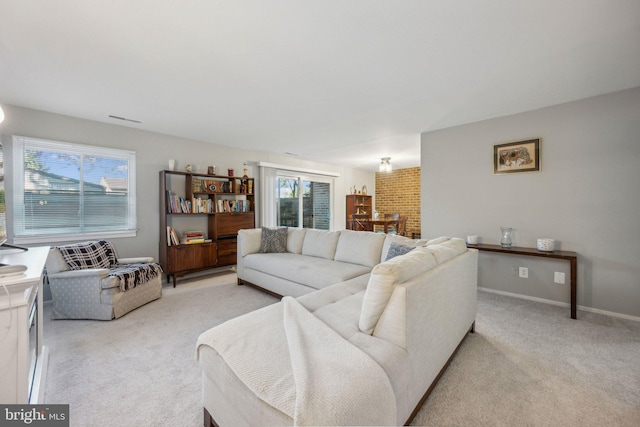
[29,346,48,404]
[257,161,340,177]
[12,135,136,157]
[478,287,640,323]
[11,135,137,241]
[14,230,137,245]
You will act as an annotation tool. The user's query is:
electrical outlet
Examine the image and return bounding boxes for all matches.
[554,272,565,284]
[519,267,528,278]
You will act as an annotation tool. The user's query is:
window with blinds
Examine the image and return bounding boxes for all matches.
[12,136,137,243]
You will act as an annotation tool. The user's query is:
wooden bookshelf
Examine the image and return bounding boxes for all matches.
[159,170,255,286]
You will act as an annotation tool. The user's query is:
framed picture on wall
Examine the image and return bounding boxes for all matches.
[493,138,540,174]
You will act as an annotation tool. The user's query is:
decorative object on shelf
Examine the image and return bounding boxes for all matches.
[467,235,479,245]
[537,238,555,252]
[500,227,513,248]
[379,157,392,173]
[185,163,193,173]
[208,183,217,192]
[493,138,540,174]
[240,162,249,193]
[208,166,216,175]
[228,168,234,176]
[352,185,357,195]
[168,159,175,171]
[361,185,367,195]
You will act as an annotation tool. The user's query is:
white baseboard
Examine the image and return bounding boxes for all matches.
[30,345,49,404]
[478,287,640,323]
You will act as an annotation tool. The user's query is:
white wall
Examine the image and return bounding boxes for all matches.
[421,87,640,319]
[0,105,374,266]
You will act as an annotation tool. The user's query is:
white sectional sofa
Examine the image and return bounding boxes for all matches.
[237,228,413,297]
[197,228,478,426]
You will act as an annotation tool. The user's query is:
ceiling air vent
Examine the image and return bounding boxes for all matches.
[108,115,142,124]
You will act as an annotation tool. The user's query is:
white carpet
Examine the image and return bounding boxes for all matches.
[43,271,278,427]
[43,272,640,426]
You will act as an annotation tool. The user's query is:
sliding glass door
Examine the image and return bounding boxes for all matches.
[276,174,332,230]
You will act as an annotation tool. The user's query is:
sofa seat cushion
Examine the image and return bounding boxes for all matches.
[243,253,372,290]
[295,281,412,419]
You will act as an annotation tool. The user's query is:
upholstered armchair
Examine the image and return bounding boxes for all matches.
[45,240,163,320]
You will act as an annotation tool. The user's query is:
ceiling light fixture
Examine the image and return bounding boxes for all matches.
[379,157,392,173]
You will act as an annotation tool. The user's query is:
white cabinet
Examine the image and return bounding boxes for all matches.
[0,246,49,403]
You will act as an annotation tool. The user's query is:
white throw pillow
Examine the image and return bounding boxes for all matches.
[359,247,437,334]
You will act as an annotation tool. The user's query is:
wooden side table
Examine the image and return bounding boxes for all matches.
[467,243,578,319]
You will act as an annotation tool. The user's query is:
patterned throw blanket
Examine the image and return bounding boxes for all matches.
[108,263,163,292]
[57,240,163,292]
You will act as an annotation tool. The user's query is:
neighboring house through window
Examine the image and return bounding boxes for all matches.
[11,136,137,244]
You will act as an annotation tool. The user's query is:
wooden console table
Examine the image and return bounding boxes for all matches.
[467,243,578,319]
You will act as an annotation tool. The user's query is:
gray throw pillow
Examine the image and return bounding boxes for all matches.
[385,242,415,261]
[259,227,288,253]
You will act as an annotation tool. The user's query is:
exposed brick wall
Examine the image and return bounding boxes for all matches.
[375,167,421,237]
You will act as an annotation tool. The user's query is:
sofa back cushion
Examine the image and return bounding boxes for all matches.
[301,229,341,260]
[334,230,386,267]
[359,247,437,334]
[287,228,307,254]
[46,247,70,274]
[380,234,429,263]
[425,238,467,264]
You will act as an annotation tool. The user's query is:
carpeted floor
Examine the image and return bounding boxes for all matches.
[43,271,640,426]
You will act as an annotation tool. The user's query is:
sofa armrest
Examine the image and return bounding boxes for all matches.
[118,257,154,264]
[236,228,262,280]
[47,268,110,279]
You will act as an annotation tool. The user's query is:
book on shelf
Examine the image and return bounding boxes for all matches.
[167,191,192,213]
[191,197,214,213]
[182,230,204,244]
[216,198,249,213]
[181,238,205,244]
[166,226,180,246]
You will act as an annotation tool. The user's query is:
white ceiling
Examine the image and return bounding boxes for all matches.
[1,1,639,171]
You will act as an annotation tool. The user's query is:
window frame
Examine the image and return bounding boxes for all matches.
[258,162,339,230]
[276,172,334,230]
[11,135,137,244]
